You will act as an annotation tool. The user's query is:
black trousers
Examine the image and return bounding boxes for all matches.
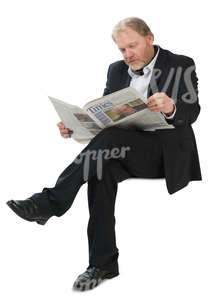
[30,127,164,271]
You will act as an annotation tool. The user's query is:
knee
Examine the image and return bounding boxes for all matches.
[90,127,130,149]
[101,126,120,135]
[90,127,119,144]
[99,127,125,140]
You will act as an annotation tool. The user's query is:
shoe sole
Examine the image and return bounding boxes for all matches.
[73,271,119,291]
[6,200,49,225]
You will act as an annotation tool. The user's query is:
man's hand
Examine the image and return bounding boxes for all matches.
[57,122,73,138]
[147,92,175,116]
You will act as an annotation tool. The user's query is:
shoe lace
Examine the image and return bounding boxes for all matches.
[81,267,99,280]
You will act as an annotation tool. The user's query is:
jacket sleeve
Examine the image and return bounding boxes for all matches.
[165,58,201,126]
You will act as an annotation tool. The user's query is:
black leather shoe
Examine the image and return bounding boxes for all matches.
[6,199,51,225]
[73,266,119,291]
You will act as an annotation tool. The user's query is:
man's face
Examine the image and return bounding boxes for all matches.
[115,27,154,70]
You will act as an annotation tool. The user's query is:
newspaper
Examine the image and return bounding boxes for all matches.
[49,87,174,143]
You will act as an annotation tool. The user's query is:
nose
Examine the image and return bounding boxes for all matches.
[124,49,134,60]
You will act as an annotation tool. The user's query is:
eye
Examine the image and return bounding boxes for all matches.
[129,43,137,49]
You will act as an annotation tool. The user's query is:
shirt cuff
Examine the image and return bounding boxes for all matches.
[162,103,176,119]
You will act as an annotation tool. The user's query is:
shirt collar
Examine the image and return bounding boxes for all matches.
[128,45,160,78]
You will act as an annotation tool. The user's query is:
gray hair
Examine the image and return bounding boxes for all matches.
[112,17,153,42]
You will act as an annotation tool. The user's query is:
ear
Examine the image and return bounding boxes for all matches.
[146,34,154,45]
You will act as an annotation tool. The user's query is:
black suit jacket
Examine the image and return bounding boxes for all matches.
[103,46,202,194]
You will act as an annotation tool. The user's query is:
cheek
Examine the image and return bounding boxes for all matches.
[136,46,147,59]
[135,50,144,60]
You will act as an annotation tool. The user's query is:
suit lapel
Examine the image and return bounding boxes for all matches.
[120,65,131,89]
[147,46,170,98]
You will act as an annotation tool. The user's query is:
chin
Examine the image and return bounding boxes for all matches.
[130,63,145,70]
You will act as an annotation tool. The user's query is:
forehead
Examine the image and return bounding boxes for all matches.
[115,27,145,47]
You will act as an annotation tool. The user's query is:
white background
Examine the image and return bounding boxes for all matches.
[0,0,213,299]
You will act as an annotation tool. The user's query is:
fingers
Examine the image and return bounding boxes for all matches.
[57,122,73,138]
[148,92,165,101]
[61,129,73,138]
[147,101,161,111]
[147,93,165,112]
[57,121,65,129]
[63,133,72,138]
[61,128,73,135]
[148,94,163,105]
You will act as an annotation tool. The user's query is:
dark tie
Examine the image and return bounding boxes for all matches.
[131,68,144,76]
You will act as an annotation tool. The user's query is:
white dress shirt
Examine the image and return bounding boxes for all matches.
[128,45,176,119]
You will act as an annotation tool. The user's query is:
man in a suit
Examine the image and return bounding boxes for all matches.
[7,17,202,291]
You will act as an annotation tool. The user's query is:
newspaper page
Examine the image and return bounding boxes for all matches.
[84,87,174,131]
[49,97,102,143]
[49,87,174,144]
